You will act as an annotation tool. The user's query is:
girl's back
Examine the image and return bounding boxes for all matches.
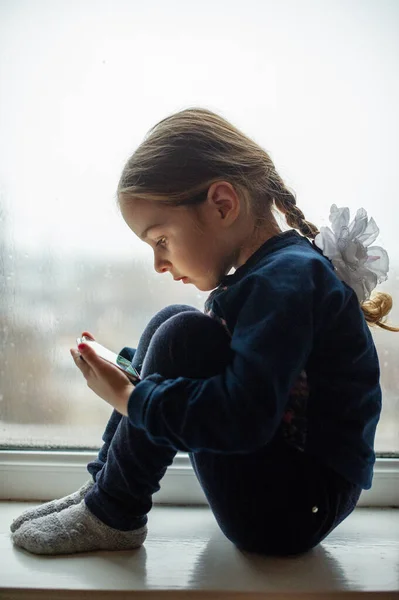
[205,229,380,489]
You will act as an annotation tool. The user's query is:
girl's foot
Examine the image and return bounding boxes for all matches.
[11,499,147,555]
[10,480,94,533]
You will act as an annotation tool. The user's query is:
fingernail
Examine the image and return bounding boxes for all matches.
[78,343,87,352]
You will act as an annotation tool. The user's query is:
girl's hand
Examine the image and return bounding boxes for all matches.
[70,331,134,416]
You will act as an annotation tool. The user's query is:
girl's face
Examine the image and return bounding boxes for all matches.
[120,195,238,292]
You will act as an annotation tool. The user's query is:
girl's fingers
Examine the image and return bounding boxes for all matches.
[77,343,108,375]
[81,330,95,341]
[70,348,81,363]
[70,348,91,379]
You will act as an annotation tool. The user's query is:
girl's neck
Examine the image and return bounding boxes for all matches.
[234,217,283,269]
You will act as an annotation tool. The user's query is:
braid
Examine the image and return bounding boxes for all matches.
[361,292,399,332]
[268,169,319,239]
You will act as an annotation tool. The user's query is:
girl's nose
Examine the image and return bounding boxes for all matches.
[154,256,171,274]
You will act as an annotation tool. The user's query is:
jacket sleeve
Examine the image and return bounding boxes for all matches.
[127,258,343,453]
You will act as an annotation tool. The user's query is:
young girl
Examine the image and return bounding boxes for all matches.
[11,108,398,556]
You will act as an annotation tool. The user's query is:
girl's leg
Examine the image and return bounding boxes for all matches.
[84,309,233,530]
[86,350,134,481]
[87,304,197,480]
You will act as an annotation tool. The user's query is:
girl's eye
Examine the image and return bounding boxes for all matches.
[156,237,167,247]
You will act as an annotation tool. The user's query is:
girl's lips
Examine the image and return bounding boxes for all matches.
[174,276,189,284]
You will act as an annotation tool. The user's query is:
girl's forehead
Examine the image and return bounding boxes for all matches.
[120,197,181,237]
[121,196,164,216]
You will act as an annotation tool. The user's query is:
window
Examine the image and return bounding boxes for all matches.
[1,1,398,502]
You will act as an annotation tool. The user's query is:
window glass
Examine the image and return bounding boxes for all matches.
[1,0,398,453]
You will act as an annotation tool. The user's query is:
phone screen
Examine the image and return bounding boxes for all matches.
[76,337,140,384]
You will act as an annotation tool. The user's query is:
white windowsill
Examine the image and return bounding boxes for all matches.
[0,503,398,599]
[0,451,398,507]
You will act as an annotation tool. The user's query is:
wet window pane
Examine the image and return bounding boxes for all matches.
[0,1,398,453]
[0,243,205,447]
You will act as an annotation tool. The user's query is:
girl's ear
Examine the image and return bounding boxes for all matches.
[206,181,240,226]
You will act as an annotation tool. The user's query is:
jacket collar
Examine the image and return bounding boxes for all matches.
[220,229,305,286]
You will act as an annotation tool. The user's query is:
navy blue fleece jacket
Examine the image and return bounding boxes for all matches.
[127,230,381,489]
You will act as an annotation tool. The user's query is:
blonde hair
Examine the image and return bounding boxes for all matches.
[118,107,398,332]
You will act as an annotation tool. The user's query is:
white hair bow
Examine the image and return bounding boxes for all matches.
[314,204,389,303]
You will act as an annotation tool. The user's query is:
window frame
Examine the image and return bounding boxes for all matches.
[0,450,398,507]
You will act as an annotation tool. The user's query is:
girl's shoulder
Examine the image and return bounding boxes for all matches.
[245,234,338,290]
[212,236,356,321]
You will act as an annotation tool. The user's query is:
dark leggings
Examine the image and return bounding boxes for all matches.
[85,304,361,555]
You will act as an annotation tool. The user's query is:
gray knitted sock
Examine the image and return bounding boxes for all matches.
[10,480,94,533]
[12,499,147,555]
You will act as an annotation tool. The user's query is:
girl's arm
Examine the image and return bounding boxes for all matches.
[127,258,351,453]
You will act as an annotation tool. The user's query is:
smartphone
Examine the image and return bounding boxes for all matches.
[76,336,141,384]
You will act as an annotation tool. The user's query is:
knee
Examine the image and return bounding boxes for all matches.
[155,311,232,354]
[152,304,200,323]
[141,311,232,379]
[140,305,201,342]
